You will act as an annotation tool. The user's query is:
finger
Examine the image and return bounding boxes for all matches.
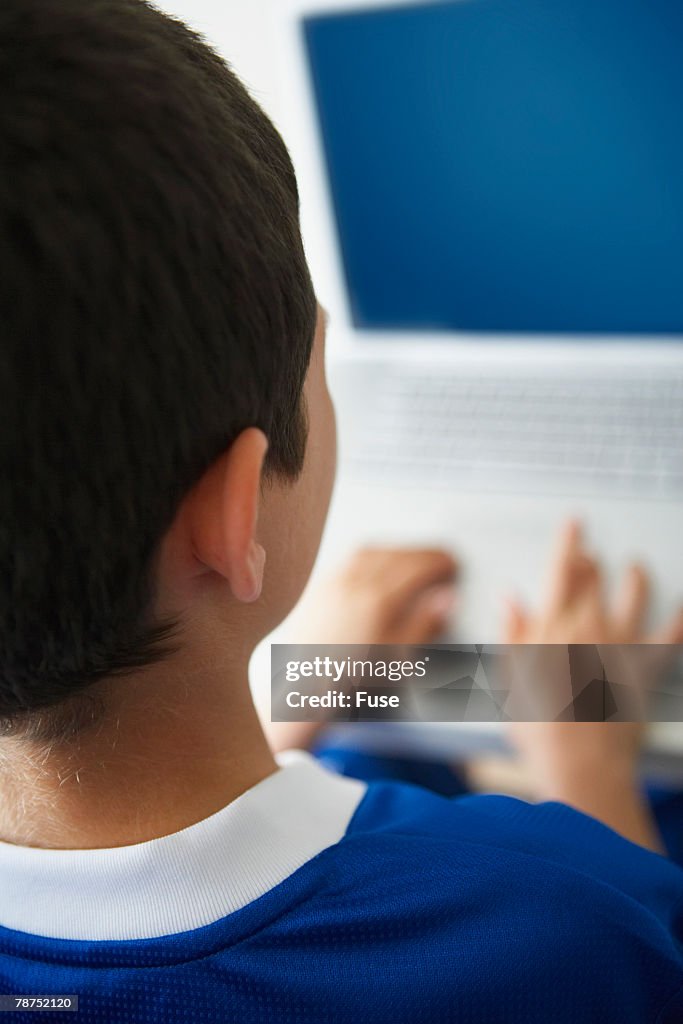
[648,607,683,645]
[343,546,456,586]
[545,520,583,610]
[612,563,649,639]
[341,546,387,581]
[502,596,529,643]
[340,546,405,581]
[369,548,458,618]
[567,554,602,603]
[390,584,456,643]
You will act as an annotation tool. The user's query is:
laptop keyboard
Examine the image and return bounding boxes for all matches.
[340,368,683,498]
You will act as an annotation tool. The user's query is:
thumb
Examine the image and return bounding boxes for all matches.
[502,596,529,643]
[392,584,456,643]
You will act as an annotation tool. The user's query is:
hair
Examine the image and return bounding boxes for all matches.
[0,0,317,738]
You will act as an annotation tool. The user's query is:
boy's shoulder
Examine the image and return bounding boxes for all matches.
[335,777,683,937]
[332,774,683,918]
[283,778,683,1021]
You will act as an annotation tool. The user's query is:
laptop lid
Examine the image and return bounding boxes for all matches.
[299,0,683,339]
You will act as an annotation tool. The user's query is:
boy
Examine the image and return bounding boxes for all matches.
[0,1,682,1020]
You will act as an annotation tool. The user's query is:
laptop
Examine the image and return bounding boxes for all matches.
[267,0,683,764]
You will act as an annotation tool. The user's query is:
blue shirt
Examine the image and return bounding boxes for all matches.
[1,764,683,1022]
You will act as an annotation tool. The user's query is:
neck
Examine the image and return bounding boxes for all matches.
[0,628,277,850]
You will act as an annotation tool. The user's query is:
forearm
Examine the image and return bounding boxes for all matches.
[538,761,664,855]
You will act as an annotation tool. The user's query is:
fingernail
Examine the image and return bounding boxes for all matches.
[428,585,456,617]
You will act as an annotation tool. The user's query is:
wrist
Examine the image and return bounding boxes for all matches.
[533,752,638,804]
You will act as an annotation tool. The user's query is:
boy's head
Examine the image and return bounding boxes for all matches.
[0,0,335,738]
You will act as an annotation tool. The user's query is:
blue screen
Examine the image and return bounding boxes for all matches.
[304,0,683,333]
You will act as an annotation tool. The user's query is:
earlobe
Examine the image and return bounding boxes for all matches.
[239,540,266,604]
[184,427,269,603]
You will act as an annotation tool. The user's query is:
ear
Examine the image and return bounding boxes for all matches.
[184,427,269,603]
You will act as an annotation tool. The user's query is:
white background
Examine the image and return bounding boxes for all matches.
[158,1,282,122]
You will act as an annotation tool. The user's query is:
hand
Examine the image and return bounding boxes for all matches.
[265,547,457,754]
[503,521,683,852]
[288,546,457,645]
[504,520,683,645]
[504,518,683,766]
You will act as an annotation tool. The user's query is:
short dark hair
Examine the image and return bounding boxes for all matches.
[0,0,316,735]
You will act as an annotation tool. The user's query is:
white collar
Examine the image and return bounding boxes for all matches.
[0,751,365,942]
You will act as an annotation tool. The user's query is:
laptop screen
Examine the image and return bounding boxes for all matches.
[303,0,683,334]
